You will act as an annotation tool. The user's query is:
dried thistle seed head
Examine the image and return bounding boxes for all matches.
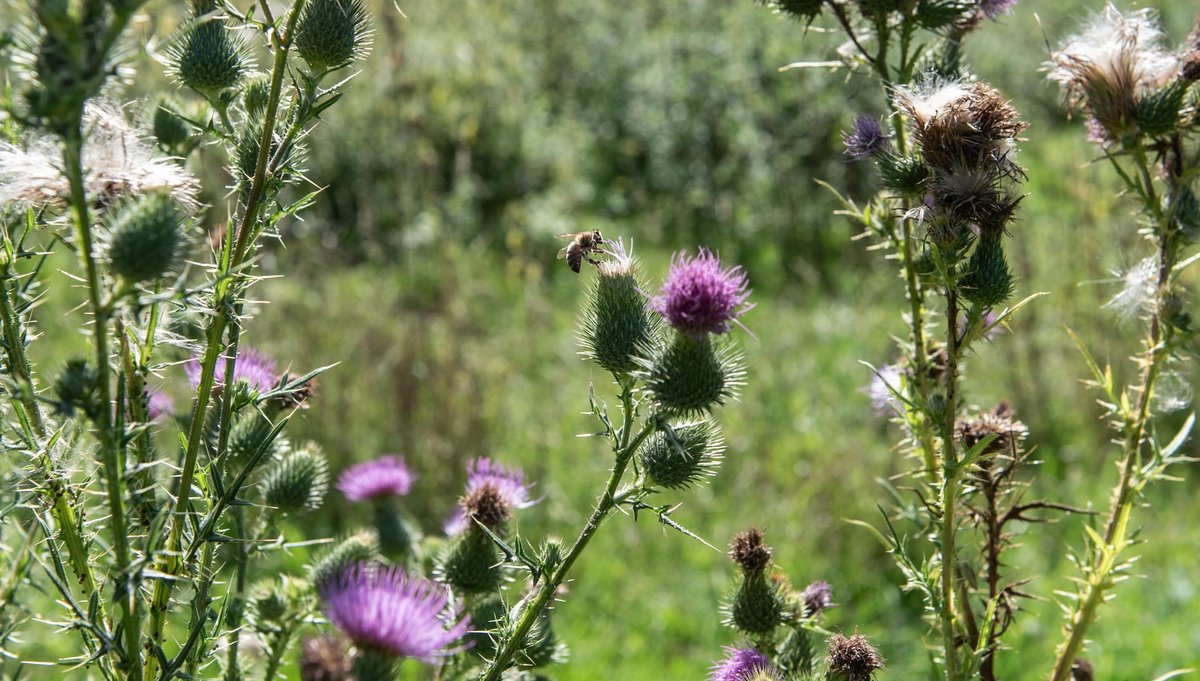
[461,482,513,530]
[106,192,187,284]
[897,81,1027,172]
[300,635,353,681]
[294,0,372,72]
[956,401,1028,456]
[826,633,885,681]
[1047,7,1180,144]
[1184,19,1200,82]
[730,528,772,575]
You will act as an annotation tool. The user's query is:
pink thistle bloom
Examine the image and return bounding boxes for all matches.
[185,346,278,394]
[337,455,415,503]
[318,562,471,663]
[651,248,753,338]
[444,457,539,535]
[709,645,776,681]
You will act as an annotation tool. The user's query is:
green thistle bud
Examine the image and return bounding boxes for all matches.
[436,532,504,594]
[54,359,99,417]
[639,420,724,489]
[250,580,289,626]
[374,500,421,561]
[294,0,371,72]
[778,627,817,677]
[351,649,397,681]
[643,332,744,416]
[758,0,825,22]
[465,596,506,658]
[581,244,656,375]
[914,0,973,30]
[152,99,191,153]
[106,193,186,284]
[226,409,279,466]
[262,442,331,514]
[876,153,928,196]
[308,532,378,587]
[959,232,1013,308]
[1134,82,1187,137]
[243,75,271,117]
[539,537,565,577]
[730,572,786,636]
[1175,183,1200,242]
[175,13,245,97]
[519,611,567,668]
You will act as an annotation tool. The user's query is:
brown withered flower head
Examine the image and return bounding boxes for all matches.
[729,527,772,575]
[894,81,1027,172]
[460,482,513,530]
[826,633,885,681]
[955,400,1028,457]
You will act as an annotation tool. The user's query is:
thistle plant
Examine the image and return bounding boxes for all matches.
[1045,7,1200,680]
[0,0,371,677]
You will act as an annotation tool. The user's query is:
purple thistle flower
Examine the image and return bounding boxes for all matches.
[146,389,173,421]
[709,645,774,681]
[842,115,891,160]
[863,364,904,416]
[318,562,471,663]
[651,248,753,339]
[444,457,539,535]
[801,580,835,615]
[185,346,278,394]
[337,455,415,503]
[979,0,1017,20]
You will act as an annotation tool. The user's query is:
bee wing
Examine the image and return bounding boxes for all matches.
[557,245,571,259]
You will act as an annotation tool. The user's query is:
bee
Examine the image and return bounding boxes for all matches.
[556,230,607,273]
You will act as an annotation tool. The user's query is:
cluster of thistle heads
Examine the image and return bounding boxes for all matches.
[707,527,883,681]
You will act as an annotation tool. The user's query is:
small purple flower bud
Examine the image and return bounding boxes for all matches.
[337,455,415,503]
[709,645,775,681]
[979,0,1017,20]
[651,248,752,338]
[842,115,891,160]
[185,346,278,394]
[800,580,834,615]
[318,562,471,663]
[147,389,174,421]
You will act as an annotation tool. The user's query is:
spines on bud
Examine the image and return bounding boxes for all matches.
[105,193,186,284]
[640,420,724,489]
[959,231,1013,308]
[727,528,785,636]
[261,442,331,514]
[757,0,825,23]
[294,0,371,73]
[174,8,245,98]
[642,333,745,416]
[308,532,378,587]
[581,242,656,375]
[876,153,929,196]
[152,99,193,155]
[54,359,99,417]
[436,532,505,594]
[242,75,271,117]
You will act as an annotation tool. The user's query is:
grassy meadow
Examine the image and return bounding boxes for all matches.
[4,0,1200,678]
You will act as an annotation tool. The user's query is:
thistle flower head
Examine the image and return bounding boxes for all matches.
[800,580,834,615]
[299,635,352,681]
[651,248,752,338]
[1047,6,1181,143]
[444,458,538,534]
[895,80,1026,172]
[842,115,891,160]
[978,0,1017,20]
[826,634,885,681]
[459,483,512,530]
[0,104,200,210]
[595,236,636,278]
[709,645,775,681]
[955,401,1028,457]
[864,364,904,416]
[317,562,471,663]
[730,527,772,575]
[147,389,174,421]
[186,346,278,394]
[336,455,414,503]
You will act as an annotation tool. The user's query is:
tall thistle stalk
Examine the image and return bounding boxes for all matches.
[1045,9,1200,679]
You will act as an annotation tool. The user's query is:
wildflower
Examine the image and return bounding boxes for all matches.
[318,562,471,663]
[651,248,752,338]
[1104,256,1158,321]
[826,634,885,681]
[595,236,635,279]
[147,389,174,421]
[336,455,414,503]
[185,346,278,394]
[800,580,834,615]
[729,527,772,575]
[299,634,352,681]
[864,364,903,416]
[895,80,1026,173]
[444,458,538,535]
[728,529,785,635]
[1047,6,1180,144]
[978,0,1017,20]
[842,115,890,160]
[709,645,775,681]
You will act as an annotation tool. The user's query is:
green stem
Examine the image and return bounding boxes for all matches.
[480,386,653,681]
[62,127,142,679]
[939,290,962,681]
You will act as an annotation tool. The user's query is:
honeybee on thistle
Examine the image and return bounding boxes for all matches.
[557,229,608,273]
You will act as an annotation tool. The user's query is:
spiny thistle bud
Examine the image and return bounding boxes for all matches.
[374,501,420,562]
[756,0,824,23]
[152,99,191,153]
[1177,185,1200,241]
[825,633,885,681]
[777,627,817,677]
[539,537,565,577]
[842,115,891,160]
[105,193,186,284]
[640,420,724,489]
[262,442,331,514]
[730,528,772,575]
[300,635,352,681]
[876,153,928,196]
[959,231,1013,308]
[1133,81,1187,137]
[709,645,775,681]
[955,400,1028,456]
[350,650,396,681]
[175,12,245,97]
[250,580,289,625]
[308,532,378,587]
[294,0,371,73]
[643,333,745,416]
[800,580,834,617]
[464,596,506,658]
[54,359,99,417]
[519,611,567,668]
[226,410,280,465]
[581,238,655,375]
[436,532,505,594]
[243,75,271,117]
[912,0,972,30]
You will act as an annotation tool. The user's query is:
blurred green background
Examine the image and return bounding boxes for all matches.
[10,0,1200,678]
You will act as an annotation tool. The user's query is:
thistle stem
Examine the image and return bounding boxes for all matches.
[480,385,654,681]
[939,289,962,681]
